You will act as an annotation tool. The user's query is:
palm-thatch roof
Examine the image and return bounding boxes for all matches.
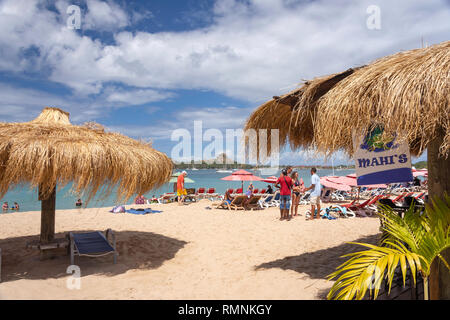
[245,41,449,158]
[315,41,449,157]
[0,107,173,203]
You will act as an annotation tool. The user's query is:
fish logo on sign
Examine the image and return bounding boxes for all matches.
[360,126,397,152]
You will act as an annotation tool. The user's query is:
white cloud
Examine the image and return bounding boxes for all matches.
[104,87,174,104]
[83,0,130,31]
[0,83,172,123]
[1,0,449,101]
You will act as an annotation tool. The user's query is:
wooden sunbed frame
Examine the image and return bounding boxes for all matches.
[214,195,247,210]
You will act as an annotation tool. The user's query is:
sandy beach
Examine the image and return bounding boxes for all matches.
[0,200,381,300]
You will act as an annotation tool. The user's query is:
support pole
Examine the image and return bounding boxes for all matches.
[427,128,450,300]
[39,186,56,244]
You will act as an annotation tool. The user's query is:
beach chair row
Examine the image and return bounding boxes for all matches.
[229,188,268,196]
[215,194,266,210]
[157,188,222,203]
[331,191,427,218]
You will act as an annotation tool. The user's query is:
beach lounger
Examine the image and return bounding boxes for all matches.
[403,196,426,209]
[206,188,220,199]
[158,193,176,204]
[69,229,118,265]
[390,192,407,203]
[342,195,383,215]
[378,198,409,217]
[196,188,206,199]
[322,190,332,202]
[185,188,197,202]
[412,192,426,204]
[252,188,259,194]
[299,192,310,205]
[235,188,243,194]
[214,195,247,210]
[259,194,274,208]
[245,195,262,210]
[260,189,266,194]
[228,195,248,210]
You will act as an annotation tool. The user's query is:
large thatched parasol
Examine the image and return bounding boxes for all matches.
[245,41,449,197]
[0,107,173,244]
[245,41,449,299]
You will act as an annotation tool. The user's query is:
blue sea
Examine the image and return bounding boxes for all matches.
[0,168,354,212]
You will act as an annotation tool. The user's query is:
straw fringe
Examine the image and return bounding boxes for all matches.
[0,107,173,203]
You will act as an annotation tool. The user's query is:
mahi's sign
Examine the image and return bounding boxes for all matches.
[353,127,413,185]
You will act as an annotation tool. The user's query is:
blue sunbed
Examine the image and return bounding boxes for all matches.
[69,229,117,265]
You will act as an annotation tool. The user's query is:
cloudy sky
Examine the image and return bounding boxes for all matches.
[0,0,448,164]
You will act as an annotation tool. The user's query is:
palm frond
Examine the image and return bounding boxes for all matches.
[327,196,450,300]
[327,242,422,300]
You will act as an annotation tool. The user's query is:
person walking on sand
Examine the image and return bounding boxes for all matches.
[177,171,187,205]
[304,167,322,220]
[275,168,293,220]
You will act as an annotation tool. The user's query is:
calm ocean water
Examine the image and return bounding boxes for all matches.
[0,168,354,212]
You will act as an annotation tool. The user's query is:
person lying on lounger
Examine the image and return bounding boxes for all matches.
[224,190,234,205]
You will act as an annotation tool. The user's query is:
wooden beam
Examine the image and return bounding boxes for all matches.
[427,127,450,300]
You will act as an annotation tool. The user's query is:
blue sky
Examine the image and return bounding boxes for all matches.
[0,0,449,165]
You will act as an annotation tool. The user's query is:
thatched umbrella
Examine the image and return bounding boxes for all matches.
[246,41,449,197]
[245,40,449,298]
[0,107,173,244]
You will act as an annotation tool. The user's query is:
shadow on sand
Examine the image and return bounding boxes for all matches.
[0,231,188,283]
[255,234,380,281]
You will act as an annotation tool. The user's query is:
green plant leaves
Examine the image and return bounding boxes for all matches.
[327,195,450,300]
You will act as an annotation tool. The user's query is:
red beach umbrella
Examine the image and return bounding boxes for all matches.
[221,170,263,193]
[412,169,428,177]
[261,176,278,184]
[320,177,352,191]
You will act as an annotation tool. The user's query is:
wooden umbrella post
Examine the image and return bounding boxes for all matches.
[39,186,56,245]
[427,128,450,300]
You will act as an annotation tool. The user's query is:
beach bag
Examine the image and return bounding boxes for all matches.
[111,205,126,213]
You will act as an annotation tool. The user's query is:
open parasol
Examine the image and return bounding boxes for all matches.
[0,107,173,245]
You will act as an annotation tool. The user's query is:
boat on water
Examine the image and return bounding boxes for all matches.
[191,168,199,171]
[216,169,233,173]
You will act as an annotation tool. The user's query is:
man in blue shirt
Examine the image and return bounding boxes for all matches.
[304,167,322,220]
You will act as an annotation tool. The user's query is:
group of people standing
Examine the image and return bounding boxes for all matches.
[275,166,321,221]
[2,201,19,212]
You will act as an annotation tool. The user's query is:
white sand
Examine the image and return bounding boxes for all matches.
[0,200,380,299]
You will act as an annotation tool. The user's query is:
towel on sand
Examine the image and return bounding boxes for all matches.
[126,208,162,215]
